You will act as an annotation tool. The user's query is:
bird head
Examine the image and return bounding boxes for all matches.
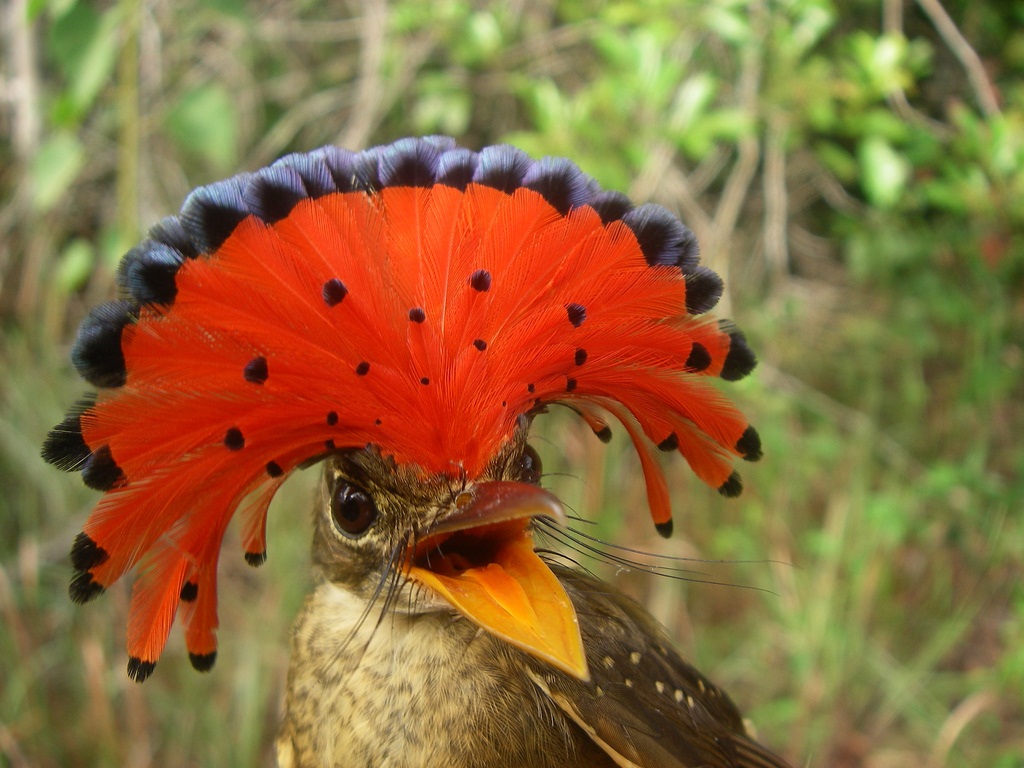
[311,435,587,677]
[43,137,761,683]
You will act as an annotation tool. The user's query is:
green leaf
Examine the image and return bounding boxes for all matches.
[703,5,751,46]
[864,493,913,548]
[787,2,834,57]
[463,11,502,63]
[56,238,95,293]
[30,132,86,212]
[45,2,99,74]
[101,225,133,273]
[412,83,471,136]
[816,141,858,183]
[859,136,910,208]
[528,79,570,133]
[669,73,717,131]
[165,85,239,174]
[46,3,119,118]
[29,0,75,20]
[847,32,915,97]
[69,7,119,113]
[199,0,249,19]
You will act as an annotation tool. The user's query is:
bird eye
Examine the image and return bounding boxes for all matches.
[330,481,378,537]
[517,445,543,484]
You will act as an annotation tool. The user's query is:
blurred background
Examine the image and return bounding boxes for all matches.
[2,0,1022,765]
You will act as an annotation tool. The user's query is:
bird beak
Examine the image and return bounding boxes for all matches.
[404,481,589,681]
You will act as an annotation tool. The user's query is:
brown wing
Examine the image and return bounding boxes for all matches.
[527,567,793,768]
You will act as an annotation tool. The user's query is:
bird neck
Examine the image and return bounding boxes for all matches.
[279,579,609,768]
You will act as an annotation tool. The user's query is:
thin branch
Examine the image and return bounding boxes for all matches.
[116,0,142,246]
[915,0,1000,117]
[503,20,598,69]
[712,133,759,246]
[707,9,763,284]
[762,111,789,280]
[255,18,362,43]
[0,721,31,768]
[882,0,902,34]
[338,0,388,150]
[644,159,713,239]
[926,690,998,768]
[809,159,865,216]
[251,87,354,164]
[3,0,40,159]
[335,0,437,151]
[882,0,953,136]
[788,224,835,262]
[686,146,728,197]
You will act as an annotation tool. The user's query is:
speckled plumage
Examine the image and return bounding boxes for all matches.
[279,578,613,768]
[276,444,790,768]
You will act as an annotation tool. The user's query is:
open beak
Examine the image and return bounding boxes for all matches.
[404,481,589,681]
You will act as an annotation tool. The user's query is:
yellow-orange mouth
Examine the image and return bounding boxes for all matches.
[404,482,588,681]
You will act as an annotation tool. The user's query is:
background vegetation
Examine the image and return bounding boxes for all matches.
[2,0,1022,765]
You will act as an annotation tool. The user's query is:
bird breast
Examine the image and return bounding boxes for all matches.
[277,580,612,768]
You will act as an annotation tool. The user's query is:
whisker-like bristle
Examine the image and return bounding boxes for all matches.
[536,519,778,596]
[320,532,410,680]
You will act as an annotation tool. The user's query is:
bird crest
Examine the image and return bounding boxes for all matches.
[44,136,761,680]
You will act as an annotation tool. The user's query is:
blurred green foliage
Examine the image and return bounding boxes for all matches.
[1,0,1022,765]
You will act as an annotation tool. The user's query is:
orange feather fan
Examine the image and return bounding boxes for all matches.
[43,137,761,681]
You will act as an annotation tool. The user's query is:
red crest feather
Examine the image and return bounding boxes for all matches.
[43,137,761,680]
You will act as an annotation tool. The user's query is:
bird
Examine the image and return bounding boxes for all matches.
[43,136,792,767]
